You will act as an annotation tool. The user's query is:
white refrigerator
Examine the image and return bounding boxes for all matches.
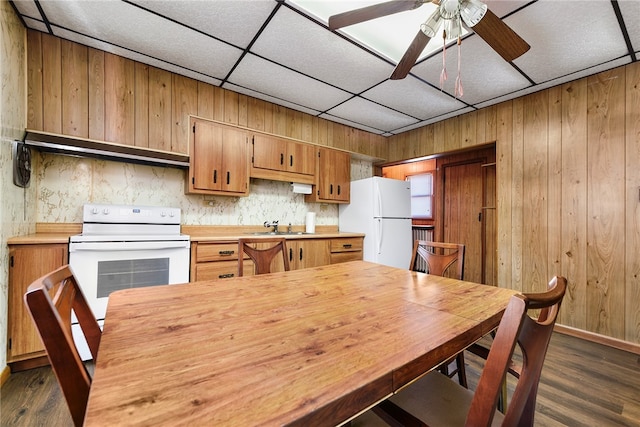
[339,177,412,269]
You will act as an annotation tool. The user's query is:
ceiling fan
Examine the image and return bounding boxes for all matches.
[328,0,530,80]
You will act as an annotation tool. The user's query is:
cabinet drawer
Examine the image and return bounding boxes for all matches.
[330,251,362,264]
[196,242,245,262]
[195,260,254,281]
[330,238,363,253]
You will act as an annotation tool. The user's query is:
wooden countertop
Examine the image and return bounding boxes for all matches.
[7,223,363,245]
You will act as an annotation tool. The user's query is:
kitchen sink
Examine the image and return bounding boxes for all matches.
[249,231,311,235]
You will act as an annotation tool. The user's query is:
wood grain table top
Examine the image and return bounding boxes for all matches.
[84,261,517,426]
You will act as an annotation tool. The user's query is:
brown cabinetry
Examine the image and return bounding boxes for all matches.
[7,243,68,371]
[285,239,331,271]
[251,134,315,184]
[187,118,250,196]
[191,241,254,281]
[330,237,363,264]
[306,147,351,203]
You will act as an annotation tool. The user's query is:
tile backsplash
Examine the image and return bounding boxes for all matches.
[35,152,373,226]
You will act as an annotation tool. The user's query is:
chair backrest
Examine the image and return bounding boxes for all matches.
[466,276,567,427]
[409,240,465,280]
[23,264,101,427]
[238,237,290,276]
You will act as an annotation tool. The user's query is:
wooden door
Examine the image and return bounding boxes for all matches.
[252,134,287,172]
[192,119,223,191]
[289,240,330,270]
[220,127,248,193]
[287,142,315,176]
[443,161,484,283]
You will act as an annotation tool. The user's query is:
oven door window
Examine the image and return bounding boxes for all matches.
[97,257,170,298]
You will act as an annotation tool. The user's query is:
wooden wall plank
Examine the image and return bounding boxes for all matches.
[287,109,303,140]
[460,111,476,148]
[312,117,328,146]
[104,53,134,145]
[547,86,563,309]
[419,125,434,156]
[625,61,640,343]
[61,40,88,137]
[213,86,225,123]
[485,105,497,143]
[197,81,215,121]
[26,30,43,130]
[561,78,588,330]
[496,101,513,289]
[172,74,198,154]
[443,116,460,152]
[433,121,445,154]
[586,68,626,339]
[247,96,266,132]
[134,63,149,148]
[88,48,105,140]
[41,33,62,134]
[148,67,172,152]
[238,93,248,127]
[301,113,313,142]
[522,91,549,293]
[223,89,239,125]
[511,97,524,292]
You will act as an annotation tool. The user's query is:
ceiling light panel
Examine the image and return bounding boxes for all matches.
[362,77,467,120]
[327,97,418,132]
[251,7,394,93]
[511,0,630,84]
[288,0,451,62]
[227,53,352,112]
[40,0,242,80]
[128,0,277,49]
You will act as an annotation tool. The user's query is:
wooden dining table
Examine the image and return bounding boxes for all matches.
[84,260,517,426]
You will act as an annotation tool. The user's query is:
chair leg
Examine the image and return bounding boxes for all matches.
[455,352,468,388]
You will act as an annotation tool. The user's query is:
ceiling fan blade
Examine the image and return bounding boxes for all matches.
[328,0,425,30]
[471,9,530,62]
[390,30,431,80]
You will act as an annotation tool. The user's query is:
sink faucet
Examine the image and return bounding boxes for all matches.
[264,220,279,232]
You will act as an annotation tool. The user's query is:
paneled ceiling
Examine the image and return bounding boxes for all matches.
[10,0,639,136]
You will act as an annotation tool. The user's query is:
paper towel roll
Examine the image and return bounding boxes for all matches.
[305,212,316,233]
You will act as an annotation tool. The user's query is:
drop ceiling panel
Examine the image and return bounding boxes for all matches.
[319,113,387,135]
[326,97,418,132]
[619,0,640,53]
[228,53,352,112]
[40,0,242,80]
[251,7,394,94]
[511,0,630,84]
[411,35,532,104]
[22,16,47,33]
[12,0,39,19]
[362,77,467,120]
[223,83,322,117]
[129,0,277,48]
[52,27,223,87]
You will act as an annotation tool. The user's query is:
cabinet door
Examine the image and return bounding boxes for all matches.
[314,147,351,202]
[252,134,287,172]
[288,239,330,270]
[287,141,315,176]
[8,244,68,362]
[189,118,249,195]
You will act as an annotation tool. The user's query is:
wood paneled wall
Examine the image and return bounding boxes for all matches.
[388,61,640,345]
[26,30,387,159]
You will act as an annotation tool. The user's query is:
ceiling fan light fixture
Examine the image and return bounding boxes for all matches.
[460,0,487,27]
[443,15,463,40]
[420,9,442,38]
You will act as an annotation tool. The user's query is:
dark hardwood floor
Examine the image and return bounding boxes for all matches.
[1,332,639,426]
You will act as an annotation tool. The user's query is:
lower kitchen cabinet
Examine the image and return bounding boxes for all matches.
[7,243,68,371]
[191,241,254,281]
[330,237,364,264]
[191,236,363,281]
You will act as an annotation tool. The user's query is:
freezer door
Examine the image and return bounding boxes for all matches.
[373,177,411,219]
[365,218,413,269]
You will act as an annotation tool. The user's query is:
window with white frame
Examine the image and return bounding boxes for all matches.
[407,172,433,219]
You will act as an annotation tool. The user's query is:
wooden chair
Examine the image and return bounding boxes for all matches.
[238,237,290,276]
[355,276,567,427]
[23,265,101,427]
[410,240,467,387]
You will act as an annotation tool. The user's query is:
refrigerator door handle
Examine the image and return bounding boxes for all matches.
[376,218,383,254]
[375,181,382,218]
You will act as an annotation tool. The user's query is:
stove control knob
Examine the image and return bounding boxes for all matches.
[102,208,110,215]
[91,207,99,215]
[160,211,167,217]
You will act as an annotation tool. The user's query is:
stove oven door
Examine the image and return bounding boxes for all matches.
[68,239,190,360]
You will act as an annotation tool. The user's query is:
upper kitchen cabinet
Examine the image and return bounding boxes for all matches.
[186,118,249,196]
[306,147,351,204]
[251,134,315,184]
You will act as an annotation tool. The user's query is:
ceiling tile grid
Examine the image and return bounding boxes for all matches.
[10,0,639,135]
